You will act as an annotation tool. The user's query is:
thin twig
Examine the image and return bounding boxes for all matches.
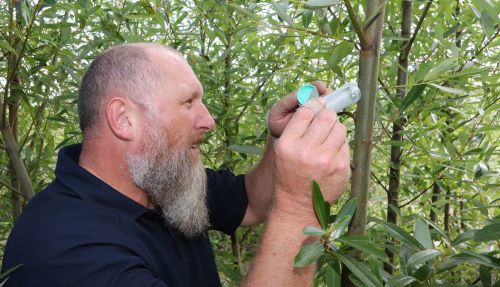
[371,172,389,193]
[404,0,433,57]
[399,183,434,208]
[460,28,499,70]
[342,0,369,48]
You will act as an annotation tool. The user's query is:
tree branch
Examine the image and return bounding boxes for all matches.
[371,171,388,193]
[399,183,434,208]
[342,0,369,48]
[404,0,433,57]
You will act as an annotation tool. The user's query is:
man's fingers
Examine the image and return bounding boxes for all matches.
[276,91,299,115]
[322,121,347,153]
[303,109,337,145]
[280,98,325,140]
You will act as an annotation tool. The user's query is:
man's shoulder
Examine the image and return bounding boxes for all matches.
[5,180,129,255]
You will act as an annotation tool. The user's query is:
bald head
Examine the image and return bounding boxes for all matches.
[77,43,185,135]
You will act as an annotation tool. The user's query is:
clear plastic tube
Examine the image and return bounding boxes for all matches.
[297,82,361,112]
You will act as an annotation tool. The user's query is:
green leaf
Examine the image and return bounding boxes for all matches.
[423,58,457,82]
[417,216,452,247]
[386,275,418,287]
[329,215,351,240]
[412,263,434,282]
[325,261,341,287]
[0,41,17,55]
[336,198,358,219]
[294,242,323,267]
[0,264,22,283]
[479,265,492,287]
[450,66,490,78]
[437,251,500,272]
[407,249,442,267]
[401,84,426,112]
[271,1,295,27]
[304,0,340,8]
[452,229,478,246]
[414,218,433,249]
[429,83,466,95]
[331,251,382,287]
[336,237,389,262]
[480,11,496,37]
[303,226,326,236]
[328,42,355,66]
[302,9,314,28]
[370,217,423,249]
[228,144,263,155]
[473,223,500,242]
[312,180,331,230]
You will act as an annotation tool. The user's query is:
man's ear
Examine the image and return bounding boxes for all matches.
[105,97,140,141]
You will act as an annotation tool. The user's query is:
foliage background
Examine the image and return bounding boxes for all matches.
[0,0,498,286]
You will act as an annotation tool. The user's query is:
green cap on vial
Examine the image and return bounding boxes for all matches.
[296,84,319,105]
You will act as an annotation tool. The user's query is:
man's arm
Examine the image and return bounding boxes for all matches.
[240,136,276,226]
[243,93,350,286]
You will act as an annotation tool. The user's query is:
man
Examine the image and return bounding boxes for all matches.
[1,43,350,286]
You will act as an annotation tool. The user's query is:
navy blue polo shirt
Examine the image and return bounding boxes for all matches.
[1,144,248,287]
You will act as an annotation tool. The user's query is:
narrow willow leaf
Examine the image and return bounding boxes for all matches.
[271,1,295,27]
[452,229,478,246]
[294,242,323,267]
[336,198,358,219]
[325,261,341,287]
[370,217,423,249]
[412,263,434,282]
[418,216,452,247]
[303,226,326,236]
[414,218,433,249]
[386,275,418,287]
[473,223,500,242]
[0,264,22,282]
[401,84,426,112]
[228,144,263,155]
[336,237,389,262]
[479,265,492,287]
[331,252,382,287]
[329,42,355,66]
[437,251,500,272]
[304,0,340,8]
[312,181,330,230]
[423,58,457,81]
[329,216,350,240]
[302,9,313,28]
[429,83,466,95]
[407,249,442,267]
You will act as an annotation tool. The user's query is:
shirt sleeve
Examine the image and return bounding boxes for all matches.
[206,168,248,234]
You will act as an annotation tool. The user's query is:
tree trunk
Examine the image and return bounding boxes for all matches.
[1,0,34,221]
[429,182,440,222]
[385,0,413,274]
[343,0,387,285]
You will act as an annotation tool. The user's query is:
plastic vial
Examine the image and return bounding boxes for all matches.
[296,82,361,112]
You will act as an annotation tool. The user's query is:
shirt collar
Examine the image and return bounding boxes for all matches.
[55,143,152,220]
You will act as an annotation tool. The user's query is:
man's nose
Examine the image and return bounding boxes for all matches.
[197,103,216,132]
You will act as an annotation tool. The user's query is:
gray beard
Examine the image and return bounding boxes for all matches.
[126,128,209,238]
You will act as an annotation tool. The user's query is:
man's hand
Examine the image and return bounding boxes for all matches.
[273,97,350,218]
[267,81,333,138]
[243,94,351,287]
